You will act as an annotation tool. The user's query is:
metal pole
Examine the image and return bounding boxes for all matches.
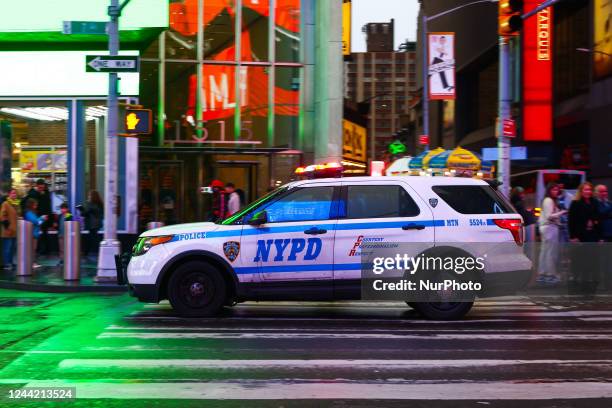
[64,221,81,281]
[497,36,511,197]
[421,13,430,151]
[96,0,123,281]
[16,220,33,276]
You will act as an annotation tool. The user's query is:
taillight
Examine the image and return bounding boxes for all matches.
[494,218,523,246]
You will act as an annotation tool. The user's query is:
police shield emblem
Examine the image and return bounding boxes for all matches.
[429,198,438,208]
[223,241,240,262]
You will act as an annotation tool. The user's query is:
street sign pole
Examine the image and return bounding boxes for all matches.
[421,13,430,151]
[497,36,511,197]
[96,0,129,281]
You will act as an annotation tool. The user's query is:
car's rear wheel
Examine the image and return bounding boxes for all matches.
[168,261,226,317]
[412,301,473,320]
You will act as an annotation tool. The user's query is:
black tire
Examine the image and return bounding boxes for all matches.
[167,261,227,317]
[412,301,473,320]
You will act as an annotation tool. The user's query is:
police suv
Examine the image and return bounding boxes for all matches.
[119,176,532,320]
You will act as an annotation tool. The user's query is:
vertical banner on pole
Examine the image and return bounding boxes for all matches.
[428,32,456,100]
[523,0,553,141]
[342,0,352,56]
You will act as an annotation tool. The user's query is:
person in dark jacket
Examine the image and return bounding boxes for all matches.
[568,182,603,295]
[595,184,612,242]
[21,179,53,256]
[77,190,104,259]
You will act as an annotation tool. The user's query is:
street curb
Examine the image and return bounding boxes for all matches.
[0,280,127,294]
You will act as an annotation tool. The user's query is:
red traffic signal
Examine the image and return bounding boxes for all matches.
[499,0,523,36]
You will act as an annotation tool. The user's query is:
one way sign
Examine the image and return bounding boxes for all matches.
[86,55,140,73]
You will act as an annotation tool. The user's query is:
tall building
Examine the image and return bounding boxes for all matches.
[344,20,418,160]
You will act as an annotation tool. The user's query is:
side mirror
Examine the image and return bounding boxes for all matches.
[248,210,268,226]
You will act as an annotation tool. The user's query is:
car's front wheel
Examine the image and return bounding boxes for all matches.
[167,261,226,317]
[412,301,473,320]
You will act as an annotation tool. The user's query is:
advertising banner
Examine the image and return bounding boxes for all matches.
[342,119,367,163]
[594,0,612,79]
[428,33,455,100]
[523,0,553,141]
[342,0,352,56]
[19,150,67,172]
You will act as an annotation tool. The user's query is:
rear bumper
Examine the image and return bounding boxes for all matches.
[481,269,532,297]
[129,284,160,303]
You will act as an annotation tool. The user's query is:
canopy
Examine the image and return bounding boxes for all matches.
[385,156,412,175]
[446,147,481,170]
[409,147,445,169]
[428,150,452,169]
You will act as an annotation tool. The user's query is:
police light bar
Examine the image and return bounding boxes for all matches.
[294,162,344,179]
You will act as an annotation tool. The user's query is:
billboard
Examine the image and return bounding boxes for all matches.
[428,33,455,100]
[0,51,139,97]
[343,119,367,163]
[594,0,612,79]
[523,1,553,141]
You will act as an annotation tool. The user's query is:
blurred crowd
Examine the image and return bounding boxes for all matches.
[0,179,104,270]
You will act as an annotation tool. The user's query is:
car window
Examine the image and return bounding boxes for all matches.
[263,186,335,223]
[432,185,514,214]
[345,185,420,219]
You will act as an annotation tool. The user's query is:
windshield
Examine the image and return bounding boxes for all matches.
[220,186,289,225]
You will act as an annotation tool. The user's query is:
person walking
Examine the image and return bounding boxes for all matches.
[56,202,73,266]
[77,191,104,260]
[595,184,612,242]
[511,186,536,242]
[536,183,566,286]
[225,183,241,218]
[569,182,603,295]
[23,198,47,269]
[1,189,19,270]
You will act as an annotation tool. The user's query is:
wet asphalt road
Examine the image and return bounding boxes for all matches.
[3,289,612,407]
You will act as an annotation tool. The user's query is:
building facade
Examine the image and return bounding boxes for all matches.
[416,0,612,185]
[0,0,344,231]
[344,20,418,160]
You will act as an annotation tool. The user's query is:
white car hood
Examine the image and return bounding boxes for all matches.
[140,222,220,237]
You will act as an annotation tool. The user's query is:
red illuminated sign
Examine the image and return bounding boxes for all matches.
[523,1,553,141]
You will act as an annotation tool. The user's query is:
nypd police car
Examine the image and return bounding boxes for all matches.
[119,176,532,320]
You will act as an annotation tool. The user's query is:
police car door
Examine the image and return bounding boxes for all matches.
[247,183,339,281]
[334,180,435,287]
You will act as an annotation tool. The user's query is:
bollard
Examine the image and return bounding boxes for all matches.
[63,221,81,281]
[146,221,165,230]
[16,220,33,276]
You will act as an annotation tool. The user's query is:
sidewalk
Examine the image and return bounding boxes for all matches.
[0,256,127,293]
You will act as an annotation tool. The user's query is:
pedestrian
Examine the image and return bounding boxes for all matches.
[224,183,241,218]
[556,183,572,243]
[77,191,104,259]
[208,180,226,222]
[56,202,73,266]
[511,186,536,242]
[568,182,603,295]
[595,184,612,242]
[21,179,53,256]
[536,183,566,286]
[23,198,47,269]
[1,189,19,270]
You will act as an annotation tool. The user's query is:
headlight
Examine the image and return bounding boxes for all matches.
[132,235,174,257]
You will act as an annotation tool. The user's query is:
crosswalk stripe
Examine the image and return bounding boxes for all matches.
[96,332,612,340]
[14,380,612,400]
[57,358,612,370]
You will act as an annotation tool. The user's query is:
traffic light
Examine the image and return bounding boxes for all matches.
[498,0,523,36]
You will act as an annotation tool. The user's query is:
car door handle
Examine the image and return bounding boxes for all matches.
[304,227,327,235]
[402,223,425,231]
